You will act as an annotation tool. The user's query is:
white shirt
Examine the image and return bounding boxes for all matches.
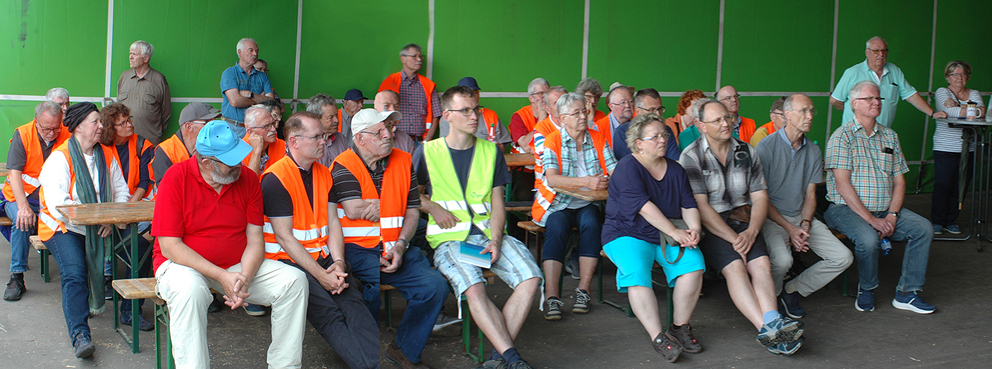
[39,149,130,235]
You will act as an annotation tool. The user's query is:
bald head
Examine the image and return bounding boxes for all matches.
[715,85,740,114]
[374,90,400,112]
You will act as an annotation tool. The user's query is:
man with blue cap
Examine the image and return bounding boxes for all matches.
[437,77,511,150]
[338,88,367,141]
[152,120,309,368]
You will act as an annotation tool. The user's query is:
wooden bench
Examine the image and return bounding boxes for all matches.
[505,200,531,215]
[0,216,12,226]
[112,278,173,369]
[29,235,50,283]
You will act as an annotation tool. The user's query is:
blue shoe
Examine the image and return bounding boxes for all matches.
[855,285,874,312]
[767,337,804,355]
[932,224,943,235]
[756,317,804,347]
[944,224,962,235]
[892,291,935,314]
[244,303,267,317]
[779,290,806,319]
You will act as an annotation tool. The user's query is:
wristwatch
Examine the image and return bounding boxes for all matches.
[886,211,899,218]
[249,91,255,99]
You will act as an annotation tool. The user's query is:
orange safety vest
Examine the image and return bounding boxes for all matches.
[37,141,120,241]
[332,148,410,256]
[2,121,71,202]
[739,117,757,144]
[480,108,501,143]
[337,109,344,133]
[101,135,155,200]
[511,105,539,154]
[261,156,331,261]
[531,128,610,226]
[531,117,560,189]
[664,116,685,146]
[157,134,191,166]
[241,137,286,173]
[592,113,619,147]
[378,72,436,129]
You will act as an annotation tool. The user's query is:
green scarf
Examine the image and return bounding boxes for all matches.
[67,136,114,315]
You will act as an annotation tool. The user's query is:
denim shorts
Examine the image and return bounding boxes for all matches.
[433,234,541,295]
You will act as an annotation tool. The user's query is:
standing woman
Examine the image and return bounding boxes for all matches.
[931,61,986,235]
[602,114,706,362]
[99,103,155,330]
[37,102,130,358]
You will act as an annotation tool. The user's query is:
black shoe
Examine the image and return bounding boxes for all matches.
[208,294,223,313]
[72,333,96,358]
[668,324,702,353]
[121,309,155,332]
[104,276,114,300]
[4,274,25,301]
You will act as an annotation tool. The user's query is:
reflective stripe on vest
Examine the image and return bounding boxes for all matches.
[424,139,497,248]
[260,155,332,262]
[531,128,610,226]
[332,148,410,256]
[2,121,70,201]
[37,142,77,241]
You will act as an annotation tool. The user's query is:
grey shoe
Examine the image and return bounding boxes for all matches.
[572,289,591,314]
[544,297,563,320]
[564,257,580,280]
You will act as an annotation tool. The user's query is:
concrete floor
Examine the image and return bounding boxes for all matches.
[2,194,991,368]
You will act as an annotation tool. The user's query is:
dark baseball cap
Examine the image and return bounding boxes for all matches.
[179,102,221,124]
[457,77,481,91]
[344,89,367,101]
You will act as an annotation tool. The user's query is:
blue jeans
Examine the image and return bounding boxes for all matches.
[5,200,39,274]
[824,204,932,292]
[44,231,91,339]
[346,244,448,363]
[542,204,603,262]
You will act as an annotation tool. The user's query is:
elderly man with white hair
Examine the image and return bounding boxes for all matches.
[45,87,70,116]
[117,40,171,144]
[221,38,275,137]
[241,104,285,176]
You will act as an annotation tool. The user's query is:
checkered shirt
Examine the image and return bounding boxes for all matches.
[824,119,909,212]
[542,127,617,212]
[396,70,441,137]
[680,136,767,213]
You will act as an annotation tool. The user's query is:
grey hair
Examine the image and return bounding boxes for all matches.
[237,38,256,53]
[46,87,69,101]
[400,43,421,57]
[625,113,668,153]
[605,84,631,104]
[527,78,549,95]
[130,40,154,57]
[306,93,336,118]
[244,104,271,127]
[865,36,886,49]
[544,85,568,111]
[35,101,62,118]
[556,92,585,116]
[693,98,722,121]
[575,78,603,97]
[849,80,879,100]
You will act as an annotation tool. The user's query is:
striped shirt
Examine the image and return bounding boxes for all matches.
[542,127,617,212]
[680,136,767,214]
[396,70,441,137]
[329,145,420,209]
[824,119,909,212]
[933,87,984,153]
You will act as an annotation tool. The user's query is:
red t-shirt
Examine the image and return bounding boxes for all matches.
[152,157,264,273]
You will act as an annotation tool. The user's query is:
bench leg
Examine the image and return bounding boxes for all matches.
[383,289,393,329]
[666,287,674,331]
[39,249,50,283]
[155,303,175,369]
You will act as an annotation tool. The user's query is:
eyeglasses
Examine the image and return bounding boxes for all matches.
[639,133,669,142]
[36,124,61,134]
[867,48,889,54]
[445,106,483,117]
[788,108,817,116]
[701,115,736,125]
[636,106,666,115]
[770,110,784,116]
[114,116,134,127]
[529,91,547,97]
[947,73,967,78]
[248,121,278,130]
[719,94,741,102]
[608,100,634,106]
[854,97,884,103]
[294,133,330,142]
[359,125,394,137]
[561,109,589,118]
[401,53,423,59]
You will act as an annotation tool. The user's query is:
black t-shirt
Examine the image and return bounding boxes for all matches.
[261,155,331,218]
[328,147,420,209]
[6,128,59,200]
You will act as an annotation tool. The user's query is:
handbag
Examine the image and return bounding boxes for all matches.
[661,219,704,264]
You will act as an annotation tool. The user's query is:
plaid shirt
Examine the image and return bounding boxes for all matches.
[824,119,909,212]
[396,70,442,137]
[542,127,617,212]
[681,136,767,213]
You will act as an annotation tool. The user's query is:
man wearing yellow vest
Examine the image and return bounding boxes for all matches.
[437,77,511,150]
[379,43,441,144]
[331,108,448,368]
[416,86,542,369]
[242,104,286,175]
[153,102,220,184]
[3,101,70,301]
[260,112,378,368]
[534,92,617,321]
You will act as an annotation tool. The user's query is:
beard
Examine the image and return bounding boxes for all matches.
[211,164,241,185]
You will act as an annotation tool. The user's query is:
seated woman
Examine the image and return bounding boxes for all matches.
[602,114,705,363]
[99,103,155,330]
[38,102,131,358]
[532,92,616,320]
[664,89,706,149]
[931,60,986,235]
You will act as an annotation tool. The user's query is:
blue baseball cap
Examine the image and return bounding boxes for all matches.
[457,77,481,90]
[344,88,367,101]
[196,120,252,166]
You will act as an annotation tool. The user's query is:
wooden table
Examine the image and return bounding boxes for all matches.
[57,201,155,354]
[505,153,535,168]
[553,187,608,201]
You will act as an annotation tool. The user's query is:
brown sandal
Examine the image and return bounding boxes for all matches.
[652,332,683,363]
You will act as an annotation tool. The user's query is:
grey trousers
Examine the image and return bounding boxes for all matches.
[762,215,853,296]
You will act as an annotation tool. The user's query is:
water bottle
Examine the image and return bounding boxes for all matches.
[880,237,892,255]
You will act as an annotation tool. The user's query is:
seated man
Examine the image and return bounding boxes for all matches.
[824,81,935,314]
[756,94,852,318]
[534,92,617,320]
[437,77,512,150]
[153,102,220,184]
[612,88,679,161]
[416,86,541,369]
[374,90,417,154]
[153,121,308,368]
[749,97,787,147]
[242,104,285,175]
[260,112,378,368]
[331,109,448,368]
[306,93,349,165]
[680,99,805,355]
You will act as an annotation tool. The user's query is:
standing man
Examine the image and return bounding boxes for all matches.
[153,121,308,368]
[3,102,70,301]
[331,109,448,368]
[153,102,220,184]
[756,94,853,319]
[830,36,947,128]
[749,97,787,147]
[117,40,171,145]
[379,43,441,144]
[824,81,936,314]
[260,112,379,369]
[374,90,416,154]
[45,88,70,116]
[337,88,366,140]
[242,105,285,175]
[306,93,350,165]
[221,38,274,138]
[612,88,679,160]
[680,99,805,355]
[416,86,541,369]
[593,83,634,148]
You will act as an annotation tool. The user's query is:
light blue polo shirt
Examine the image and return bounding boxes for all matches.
[831,60,917,128]
[220,63,273,123]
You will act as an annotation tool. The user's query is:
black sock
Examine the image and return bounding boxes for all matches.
[501,347,522,363]
[672,324,683,330]
[489,349,502,361]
